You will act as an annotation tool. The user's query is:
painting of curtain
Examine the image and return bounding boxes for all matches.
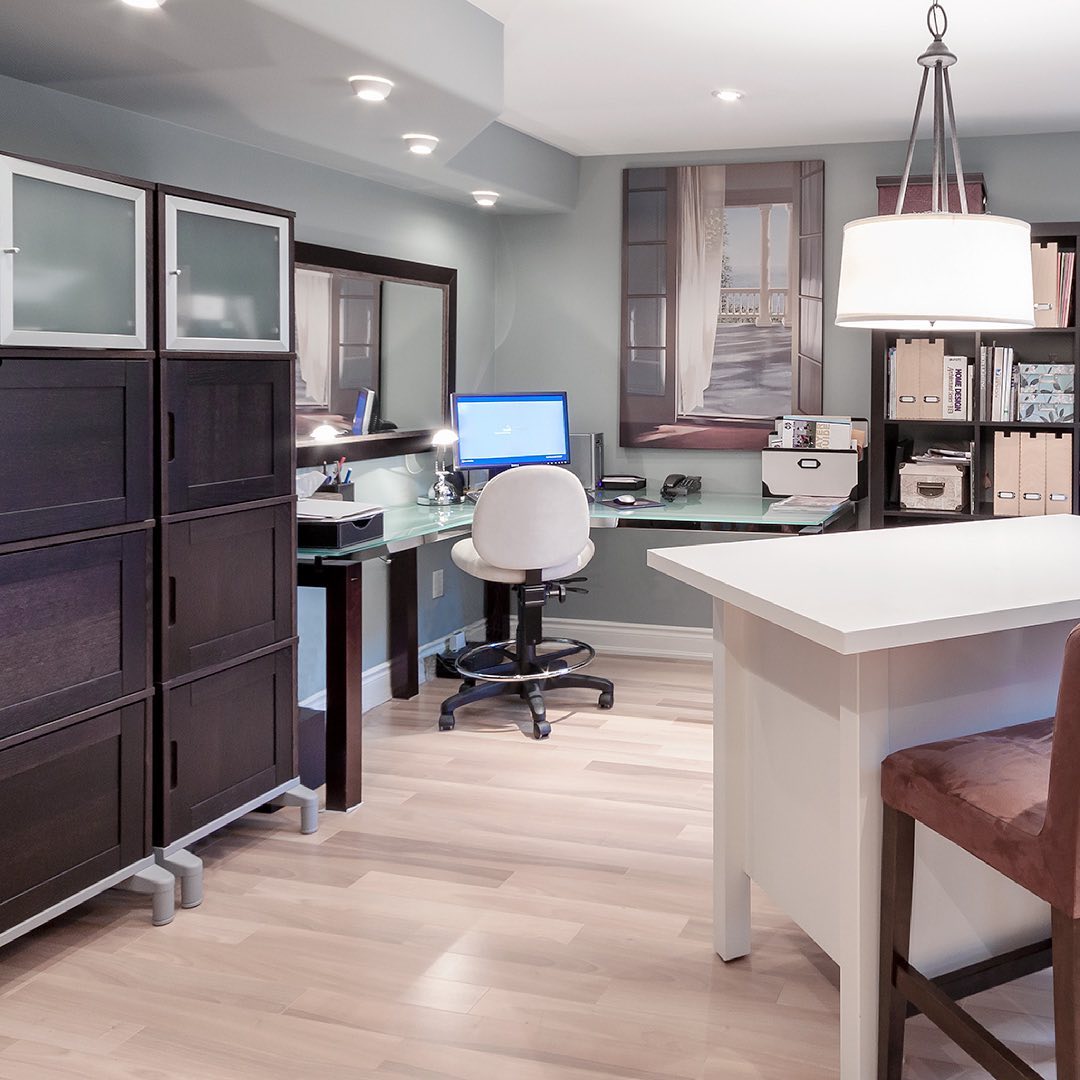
[295,267,331,408]
[676,165,726,414]
[619,161,824,451]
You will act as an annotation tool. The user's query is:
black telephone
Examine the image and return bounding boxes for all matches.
[661,473,702,499]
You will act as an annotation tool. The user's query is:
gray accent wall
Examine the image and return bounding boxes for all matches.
[493,132,1080,626]
[0,74,494,701]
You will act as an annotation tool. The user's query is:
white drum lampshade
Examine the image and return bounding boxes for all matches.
[836,212,1035,331]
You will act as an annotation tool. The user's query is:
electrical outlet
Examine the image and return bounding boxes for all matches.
[432,569,444,598]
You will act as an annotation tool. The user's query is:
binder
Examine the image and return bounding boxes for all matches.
[893,339,921,420]
[1045,432,1073,515]
[1032,241,1060,328]
[1018,430,1046,516]
[918,338,946,419]
[993,430,1019,517]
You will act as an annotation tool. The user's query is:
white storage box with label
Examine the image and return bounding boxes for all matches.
[899,462,967,512]
[762,449,864,500]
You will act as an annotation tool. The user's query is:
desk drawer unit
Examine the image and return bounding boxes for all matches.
[0,358,152,544]
[0,527,150,740]
[161,359,293,514]
[156,642,295,847]
[160,499,293,680]
[0,697,150,936]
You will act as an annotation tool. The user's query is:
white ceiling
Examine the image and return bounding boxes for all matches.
[468,0,1080,156]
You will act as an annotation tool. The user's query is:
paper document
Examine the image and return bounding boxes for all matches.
[297,499,382,521]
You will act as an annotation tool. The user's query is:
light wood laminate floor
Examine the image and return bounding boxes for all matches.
[0,656,1058,1078]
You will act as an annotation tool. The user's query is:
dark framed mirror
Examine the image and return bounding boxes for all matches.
[293,243,456,467]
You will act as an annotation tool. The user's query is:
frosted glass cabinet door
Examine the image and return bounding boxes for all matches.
[164,195,291,353]
[0,157,148,349]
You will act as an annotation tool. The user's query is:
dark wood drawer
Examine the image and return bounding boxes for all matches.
[157,643,296,847]
[0,528,150,740]
[160,500,294,681]
[162,359,293,514]
[0,698,149,936]
[0,358,152,544]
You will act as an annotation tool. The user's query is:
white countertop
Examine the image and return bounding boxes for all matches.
[648,515,1080,654]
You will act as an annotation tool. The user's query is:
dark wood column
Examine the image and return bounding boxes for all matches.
[388,548,419,699]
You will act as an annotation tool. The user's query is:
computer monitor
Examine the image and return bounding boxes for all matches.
[452,392,571,470]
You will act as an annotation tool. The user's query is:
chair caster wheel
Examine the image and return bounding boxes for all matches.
[533,720,551,739]
[439,714,456,732]
[598,690,614,709]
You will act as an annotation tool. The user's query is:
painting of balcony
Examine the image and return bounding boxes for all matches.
[619,160,824,451]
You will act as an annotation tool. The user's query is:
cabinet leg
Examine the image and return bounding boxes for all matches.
[116,864,176,927]
[269,784,320,835]
[156,849,204,910]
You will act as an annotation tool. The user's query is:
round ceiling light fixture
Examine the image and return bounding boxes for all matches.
[403,133,439,156]
[122,0,166,7]
[471,191,500,208]
[348,75,394,102]
[711,88,743,103]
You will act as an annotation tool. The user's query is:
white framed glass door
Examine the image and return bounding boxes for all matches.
[0,157,148,349]
[164,196,291,353]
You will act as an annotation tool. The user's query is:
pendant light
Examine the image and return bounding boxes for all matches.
[835,3,1034,331]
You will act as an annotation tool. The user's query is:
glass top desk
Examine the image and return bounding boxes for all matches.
[297,493,857,810]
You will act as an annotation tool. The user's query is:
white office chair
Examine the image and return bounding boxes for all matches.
[441,465,615,738]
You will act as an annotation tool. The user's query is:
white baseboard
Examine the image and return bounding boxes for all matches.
[512,616,712,661]
[299,618,485,713]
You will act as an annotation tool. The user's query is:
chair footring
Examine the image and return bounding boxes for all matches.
[456,637,595,682]
[893,960,1044,1080]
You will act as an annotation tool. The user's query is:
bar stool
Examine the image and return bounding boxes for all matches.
[878,624,1080,1080]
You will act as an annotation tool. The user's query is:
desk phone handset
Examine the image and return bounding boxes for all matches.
[661,473,702,499]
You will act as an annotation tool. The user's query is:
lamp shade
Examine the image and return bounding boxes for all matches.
[835,213,1035,330]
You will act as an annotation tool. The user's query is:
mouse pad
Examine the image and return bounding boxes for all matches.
[599,497,666,510]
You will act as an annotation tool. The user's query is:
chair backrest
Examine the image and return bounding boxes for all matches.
[1044,623,1080,914]
[472,465,589,572]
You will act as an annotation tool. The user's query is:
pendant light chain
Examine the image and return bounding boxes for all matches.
[894,1,968,216]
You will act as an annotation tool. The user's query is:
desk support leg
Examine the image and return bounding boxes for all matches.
[325,561,364,812]
[389,549,419,699]
[485,582,511,643]
[714,600,751,961]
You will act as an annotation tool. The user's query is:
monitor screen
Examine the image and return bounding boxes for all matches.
[452,392,570,469]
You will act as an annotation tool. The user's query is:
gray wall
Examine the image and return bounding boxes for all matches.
[494,131,1080,626]
[0,74,494,700]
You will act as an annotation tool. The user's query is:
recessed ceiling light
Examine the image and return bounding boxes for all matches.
[711,88,744,103]
[348,75,394,103]
[403,133,439,156]
[122,0,165,7]
[471,191,500,208]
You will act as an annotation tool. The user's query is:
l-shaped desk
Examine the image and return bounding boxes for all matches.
[298,492,857,811]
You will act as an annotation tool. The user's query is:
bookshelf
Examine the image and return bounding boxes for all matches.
[870,221,1080,528]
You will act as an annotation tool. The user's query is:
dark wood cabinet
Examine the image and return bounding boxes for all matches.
[160,499,293,680]
[0,527,150,740]
[161,359,293,514]
[157,643,295,847]
[0,697,149,936]
[0,358,152,544]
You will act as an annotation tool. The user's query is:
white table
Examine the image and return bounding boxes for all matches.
[648,516,1080,1078]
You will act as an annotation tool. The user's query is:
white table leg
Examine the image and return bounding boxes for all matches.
[713,599,751,960]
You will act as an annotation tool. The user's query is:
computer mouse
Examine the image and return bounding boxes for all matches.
[614,494,638,506]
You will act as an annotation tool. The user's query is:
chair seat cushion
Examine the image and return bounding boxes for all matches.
[881,718,1056,901]
[451,537,595,584]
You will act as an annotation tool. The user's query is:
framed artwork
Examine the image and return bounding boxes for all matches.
[619,160,824,451]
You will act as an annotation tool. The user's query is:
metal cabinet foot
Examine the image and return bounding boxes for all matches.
[116,863,177,927]
[269,784,320,835]
[155,848,204,909]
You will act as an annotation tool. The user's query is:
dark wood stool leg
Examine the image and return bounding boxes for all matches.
[1053,907,1080,1080]
[879,805,916,1080]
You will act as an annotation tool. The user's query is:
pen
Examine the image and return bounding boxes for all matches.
[343,468,352,484]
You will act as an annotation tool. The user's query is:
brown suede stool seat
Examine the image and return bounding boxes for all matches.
[877,624,1080,1080]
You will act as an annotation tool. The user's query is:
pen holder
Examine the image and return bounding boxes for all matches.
[311,482,354,502]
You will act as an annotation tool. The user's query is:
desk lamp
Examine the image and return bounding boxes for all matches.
[424,428,461,506]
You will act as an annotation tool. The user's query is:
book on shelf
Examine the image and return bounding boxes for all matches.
[982,351,1075,422]
[1032,242,1076,328]
[886,344,972,420]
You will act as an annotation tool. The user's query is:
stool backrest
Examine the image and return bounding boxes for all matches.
[1045,624,1080,913]
[472,465,589,572]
